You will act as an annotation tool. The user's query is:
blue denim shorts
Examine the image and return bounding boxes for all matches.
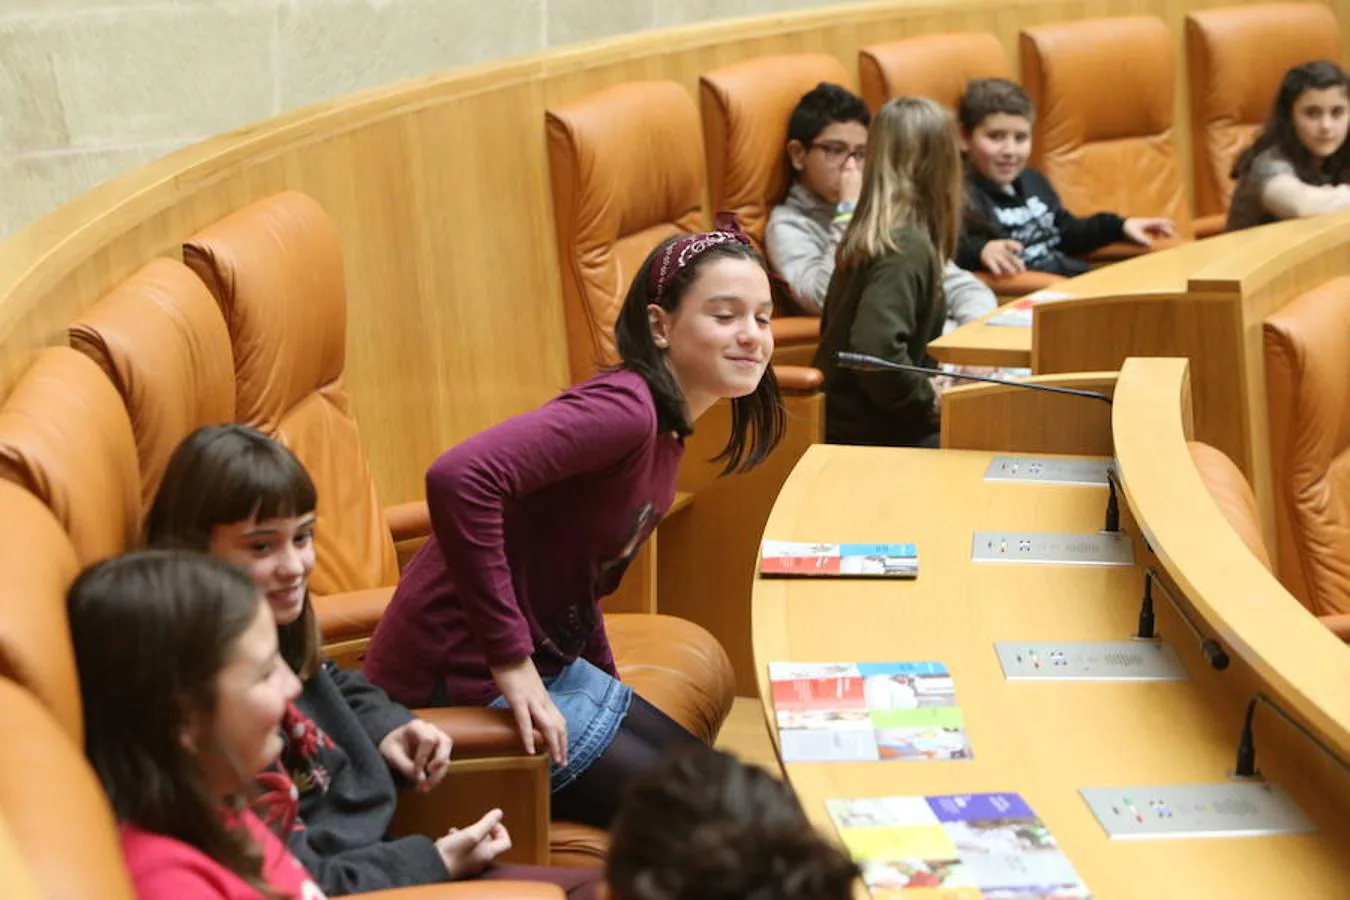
[489,658,633,791]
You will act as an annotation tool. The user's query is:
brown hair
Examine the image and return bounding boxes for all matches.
[956,77,1035,134]
[1232,60,1350,185]
[146,424,322,679]
[837,97,964,270]
[71,550,280,898]
[607,748,859,900]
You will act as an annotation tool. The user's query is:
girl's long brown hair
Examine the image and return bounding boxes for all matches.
[71,551,281,898]
[837,97,964,271]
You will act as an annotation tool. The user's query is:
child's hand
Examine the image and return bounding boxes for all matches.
[980,240,1026,276]
[379,719,453,792]
[1122,217,1176,246]
[839,166,862,207]
[436,809,512,879]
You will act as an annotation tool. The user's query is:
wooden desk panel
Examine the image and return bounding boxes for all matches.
[753,444,1350,898]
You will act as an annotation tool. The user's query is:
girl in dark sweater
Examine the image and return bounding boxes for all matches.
[147,424,600,898]
[813,97,963,448]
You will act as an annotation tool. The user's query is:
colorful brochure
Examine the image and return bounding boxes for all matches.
[760,541,918,578]
[827,792,1092,898]
[768,662,971,762]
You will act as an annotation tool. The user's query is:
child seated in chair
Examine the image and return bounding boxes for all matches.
[766,82,996,331]
[1228,61,1350,231]
[954,78,1175,278]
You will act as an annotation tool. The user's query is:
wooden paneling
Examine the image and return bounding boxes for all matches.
[1,0,1343,504]
[940,372,1118,456]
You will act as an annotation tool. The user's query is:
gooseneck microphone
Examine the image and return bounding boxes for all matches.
[1231,693,1350,780]
[834,351,1114,405]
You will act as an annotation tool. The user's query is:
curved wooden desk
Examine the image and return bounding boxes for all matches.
[753,442,1349,895]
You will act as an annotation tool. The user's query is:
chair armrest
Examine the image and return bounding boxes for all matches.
[772,364,823,395]
[361,881,565,899]
[313,587,393,643]
[770,315,820,347]
[974,270,1065,298]
[1083,235,1187,263]
[1320,614,1350,642]
[413,706,543,759]
[1193,214,1226,239]
[386,501,431,542]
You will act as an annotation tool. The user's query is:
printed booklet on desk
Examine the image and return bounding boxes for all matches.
[768,662,971,762]
[760,541,918,578]
[827,792,1092,898]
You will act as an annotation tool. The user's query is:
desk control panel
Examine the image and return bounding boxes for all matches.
[972,531,1134,566]
[994,641,1186,681]
[1080,783,1317,840]
[984,456,1112,486]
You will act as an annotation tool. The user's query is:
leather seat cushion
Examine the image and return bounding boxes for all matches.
[607,612,735,745]
[547,821,609,869]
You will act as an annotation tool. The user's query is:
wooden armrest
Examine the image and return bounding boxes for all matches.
[772,364,823,394]
[1084,235,1187,263]
[1319,614,1350,641]
[413,706,543,759]
[1193,214,1226,239]
[313,587,392,643]
[386,501,431,541]
[975,270,1065,298]
[362,884,565,900]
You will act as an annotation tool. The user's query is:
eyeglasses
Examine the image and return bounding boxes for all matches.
[809,141,867,165]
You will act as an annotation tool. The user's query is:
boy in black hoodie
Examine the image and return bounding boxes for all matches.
[954,78,1175,277]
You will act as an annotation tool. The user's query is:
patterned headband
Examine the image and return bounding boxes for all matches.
[647,212,754,302]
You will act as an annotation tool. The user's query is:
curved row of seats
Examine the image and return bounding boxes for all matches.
[0,190,741,892]
[548,2,1340,349]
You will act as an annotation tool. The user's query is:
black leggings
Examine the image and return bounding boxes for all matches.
[550,693,706,829]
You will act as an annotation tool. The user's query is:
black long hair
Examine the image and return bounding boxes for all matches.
[146,424,322,679]
[614,236,786,475]
[70,550,280,899]
[1232,60,1350,185]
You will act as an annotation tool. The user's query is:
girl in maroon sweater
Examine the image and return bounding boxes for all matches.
[365,219,787,827]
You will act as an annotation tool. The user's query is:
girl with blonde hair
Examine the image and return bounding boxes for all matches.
[812,96,963,448]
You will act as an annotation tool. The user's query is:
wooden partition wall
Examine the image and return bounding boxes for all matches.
[0,0,1345,507]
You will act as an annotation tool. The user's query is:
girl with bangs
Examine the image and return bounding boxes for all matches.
[148,424,600,898]
[813,96,964,448]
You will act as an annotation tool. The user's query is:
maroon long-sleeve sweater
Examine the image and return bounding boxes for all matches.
[363,369,683,707]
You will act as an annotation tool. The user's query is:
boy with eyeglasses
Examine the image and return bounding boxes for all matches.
[768,83,996,331]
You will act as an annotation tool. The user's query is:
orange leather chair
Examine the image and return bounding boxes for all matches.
[1188,441,1350,640]
[698,54,849,364]
[546,82,823,700]
[1185,3,1340,237]
[0,347,142,566]
[859,32,1012,114]
[857,32,1062,299]
[1020,16,1193,257]
[1263,276,1350,618]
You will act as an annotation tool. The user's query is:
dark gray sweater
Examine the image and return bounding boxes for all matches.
[282,661,449,895]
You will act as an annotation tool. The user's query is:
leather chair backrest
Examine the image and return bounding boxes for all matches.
[183,191,399,595]
[1263,276,1350,615]
[1187,441,1274,572]
[0,347,141,566]
[0,481,83,744]
[699,53,852,252]
[69,257,236,510]
[1185,4,1340,219]
[0,678,137,900]
[546,81,706,382]
[0,814,42,900]
[859,33,1013,114]
[1020,16,1192,235]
